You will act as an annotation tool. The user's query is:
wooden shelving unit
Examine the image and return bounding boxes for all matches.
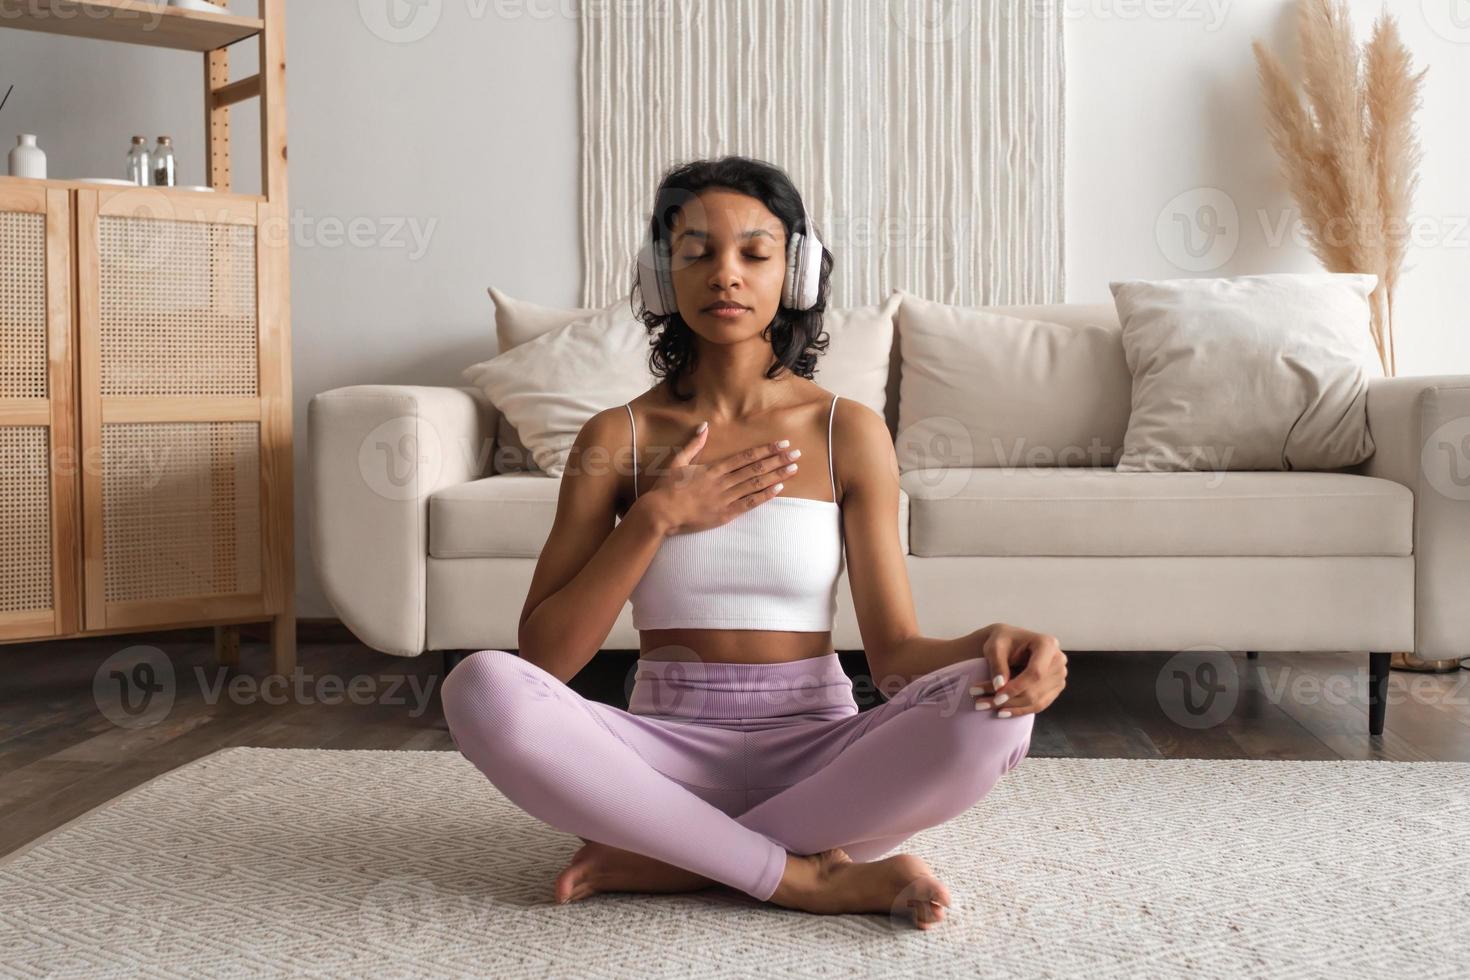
[0,0,261,51]
[0,0,295,676]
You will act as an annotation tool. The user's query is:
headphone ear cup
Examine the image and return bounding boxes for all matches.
[635,233,675,316]
[783,231,823,310]
[783,231,804,309]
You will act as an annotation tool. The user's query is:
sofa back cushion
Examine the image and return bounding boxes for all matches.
[895,291,1131,471]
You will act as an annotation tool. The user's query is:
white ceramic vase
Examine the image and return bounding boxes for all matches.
[8,134,46,179]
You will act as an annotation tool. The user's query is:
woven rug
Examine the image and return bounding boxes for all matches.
[2,748,1467,979]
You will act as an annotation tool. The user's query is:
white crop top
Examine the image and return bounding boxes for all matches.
[627,395,845,632]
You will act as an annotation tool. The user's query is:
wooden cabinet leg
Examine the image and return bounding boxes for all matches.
[271,609,296,678]
[215,625,241,667]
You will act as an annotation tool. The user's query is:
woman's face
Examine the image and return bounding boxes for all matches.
[666,188,788,343]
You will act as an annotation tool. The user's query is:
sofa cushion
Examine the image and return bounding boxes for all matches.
[895,292,1130,471]
[430,473,911,558]
[900,468,1412,558]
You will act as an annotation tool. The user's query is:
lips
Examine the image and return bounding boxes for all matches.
[703,302,749,313]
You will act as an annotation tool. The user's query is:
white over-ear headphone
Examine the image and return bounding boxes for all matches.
[634,207,826,316]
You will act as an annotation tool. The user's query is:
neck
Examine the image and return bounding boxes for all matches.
[681,335,795,420]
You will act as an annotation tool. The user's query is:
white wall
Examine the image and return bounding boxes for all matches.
[2,1,1465,621]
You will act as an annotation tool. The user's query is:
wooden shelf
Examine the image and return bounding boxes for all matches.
[0,0,262,52]
[0,174,263,204]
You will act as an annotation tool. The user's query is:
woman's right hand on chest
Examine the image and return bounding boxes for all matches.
[640,423,802,536]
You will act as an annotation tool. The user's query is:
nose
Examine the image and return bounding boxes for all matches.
[707,249,742,292]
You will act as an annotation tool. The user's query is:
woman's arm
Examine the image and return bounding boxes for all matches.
[839,399,1067,712]
[516,407,668,683]
[837,399,980,692]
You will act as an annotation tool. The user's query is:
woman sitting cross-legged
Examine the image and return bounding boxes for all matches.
[441,155,1068,930]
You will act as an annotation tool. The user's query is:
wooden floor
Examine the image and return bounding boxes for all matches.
[3,624,1467,859]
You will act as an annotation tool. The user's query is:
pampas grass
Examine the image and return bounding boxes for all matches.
[1253,0,1427,376]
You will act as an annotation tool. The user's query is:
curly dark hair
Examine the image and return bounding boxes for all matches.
[629,155,835,402]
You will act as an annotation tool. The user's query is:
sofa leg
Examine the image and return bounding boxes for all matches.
[1368,652,1391,736]
[1245,651,1259,660]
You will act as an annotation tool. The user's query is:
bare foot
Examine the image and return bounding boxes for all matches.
[553,840,717,904]
[770,849,951,930]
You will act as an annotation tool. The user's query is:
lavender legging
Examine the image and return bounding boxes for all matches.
[440,650,1033,902]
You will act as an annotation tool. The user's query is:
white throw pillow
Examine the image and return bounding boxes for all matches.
[486,287,608,472]
[1109,272,1380,472]
[813,291,901,421]
[895,291,1132,471]
[489,285,600,352]
[471,288,899,478]
[463,304,655,478]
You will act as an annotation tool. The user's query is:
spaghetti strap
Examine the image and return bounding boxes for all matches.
[626,403,638,499]
[827,394,839,504]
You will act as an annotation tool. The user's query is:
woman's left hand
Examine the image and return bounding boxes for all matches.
[969,623,1068,717]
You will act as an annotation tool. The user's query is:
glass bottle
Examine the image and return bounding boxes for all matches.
[151,136,176,187]
[126,136,150,186]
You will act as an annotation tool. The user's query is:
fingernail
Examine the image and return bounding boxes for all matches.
[968,685,984,695]
[974,700,992,710]
[773,482,784,491]
[993,693,1009,706]
[997,710,1011,719]
[697,420,708,433]
[993,675,1005,690]
[776,438,789,448]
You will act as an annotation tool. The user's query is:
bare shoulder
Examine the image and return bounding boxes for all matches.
[828,394,898,501]
[575,404,634,448]
[566,405,634,483]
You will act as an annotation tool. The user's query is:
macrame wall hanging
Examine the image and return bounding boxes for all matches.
[578,0,1065,309]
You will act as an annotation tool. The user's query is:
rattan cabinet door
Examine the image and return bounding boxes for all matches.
[75,188,270,631]
[0,186,80,641]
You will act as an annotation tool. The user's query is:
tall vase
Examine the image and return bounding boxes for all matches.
[8,134,46,179]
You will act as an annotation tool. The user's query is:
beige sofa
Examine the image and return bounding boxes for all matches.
[308,301,1470,735]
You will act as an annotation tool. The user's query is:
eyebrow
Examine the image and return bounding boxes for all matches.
[672,228,777,245]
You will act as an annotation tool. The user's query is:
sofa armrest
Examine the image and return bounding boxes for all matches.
[308,385,498,656]
[1351,375,1470,659]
